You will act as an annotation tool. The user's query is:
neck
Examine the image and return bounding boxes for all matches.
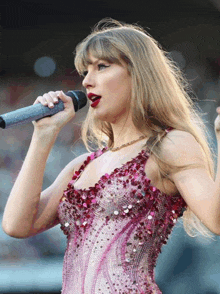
[110,117,148,149]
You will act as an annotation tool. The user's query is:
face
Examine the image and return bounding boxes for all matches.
[82,55,132,124]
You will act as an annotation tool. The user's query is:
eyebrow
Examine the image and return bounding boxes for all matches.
[87,60,98,65]
[86,59,107,65]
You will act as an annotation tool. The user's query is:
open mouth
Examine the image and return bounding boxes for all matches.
[91,97,101,107]
[91,96,101,102]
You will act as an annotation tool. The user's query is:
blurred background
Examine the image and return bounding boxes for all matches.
[1,0,220,293]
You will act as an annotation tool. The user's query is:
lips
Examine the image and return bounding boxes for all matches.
[87,93,102,102]
[91,98,101,108]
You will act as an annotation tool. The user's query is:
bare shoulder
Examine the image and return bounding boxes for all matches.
[68,151,91,173]
[48,151,91,191]
[160,129,206,167]
[161,129,199,149]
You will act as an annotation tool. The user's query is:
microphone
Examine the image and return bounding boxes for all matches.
[0,90,87,129]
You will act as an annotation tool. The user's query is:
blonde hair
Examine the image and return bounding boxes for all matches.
[74,18,215,238]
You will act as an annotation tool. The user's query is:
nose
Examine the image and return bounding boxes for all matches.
[82,71,95,89]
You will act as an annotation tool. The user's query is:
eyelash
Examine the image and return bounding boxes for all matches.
[82,71,88,77]
[82,63,109,77]
[98,63,108,70]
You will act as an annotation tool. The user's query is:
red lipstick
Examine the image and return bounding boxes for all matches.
[87,93,101,101]
[91,98,101,108]
[87,93,102,108]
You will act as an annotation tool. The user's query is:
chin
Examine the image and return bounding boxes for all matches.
[93,108,125,124]
[93,109,111,122]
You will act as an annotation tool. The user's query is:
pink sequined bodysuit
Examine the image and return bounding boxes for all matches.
[58,145,186,294]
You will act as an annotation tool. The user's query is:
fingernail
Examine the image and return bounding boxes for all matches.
[49,102,54,107]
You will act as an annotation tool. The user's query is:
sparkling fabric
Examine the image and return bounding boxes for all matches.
[57,143,186,294]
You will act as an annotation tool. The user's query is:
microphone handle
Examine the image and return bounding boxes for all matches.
[0,90,87,129]
[0,101,65,129]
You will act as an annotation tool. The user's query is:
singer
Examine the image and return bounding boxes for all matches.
[2,18,220,294]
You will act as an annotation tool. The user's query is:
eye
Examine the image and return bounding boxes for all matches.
[98,63,109,71]
[82,70,88,77]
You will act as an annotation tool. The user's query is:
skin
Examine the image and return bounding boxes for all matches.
[2,56,220,238]
[82,55,146,148]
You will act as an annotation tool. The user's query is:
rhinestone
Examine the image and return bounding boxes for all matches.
[57,144,187,279]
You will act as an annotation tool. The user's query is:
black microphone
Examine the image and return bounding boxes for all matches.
[0,90,87,129]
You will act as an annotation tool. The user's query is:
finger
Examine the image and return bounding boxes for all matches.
[43,92,62,108]
[33,92,59,107]
[33,96,47,106]
[33,91,68,109]
[56,90,71,103]
[216,107,220,113]
[48,91,59,104]
[43,93,56,108]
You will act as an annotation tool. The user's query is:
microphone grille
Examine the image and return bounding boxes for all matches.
[0,117,6,129]
[66,90,87,112]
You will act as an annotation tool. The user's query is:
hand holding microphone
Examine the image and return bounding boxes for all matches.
[0,90,87,130]
[32,90,78,131]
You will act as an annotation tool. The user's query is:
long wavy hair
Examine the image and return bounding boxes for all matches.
[74,18,215,238]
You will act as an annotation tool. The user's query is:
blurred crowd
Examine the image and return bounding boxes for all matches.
[1,28,220,293]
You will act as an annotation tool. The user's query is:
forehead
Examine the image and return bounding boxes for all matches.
[78,45,122,69]
[86,55,104,65]
[85,54,128,70]
[75,39,131,76]
[85,52,120,65]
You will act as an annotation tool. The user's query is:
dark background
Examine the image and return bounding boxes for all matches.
[1,0,220,293]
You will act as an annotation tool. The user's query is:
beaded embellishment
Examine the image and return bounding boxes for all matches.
[58,145,186,294]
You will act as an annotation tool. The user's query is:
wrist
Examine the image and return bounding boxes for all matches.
[32,127,59,147]
[216,132,220,142]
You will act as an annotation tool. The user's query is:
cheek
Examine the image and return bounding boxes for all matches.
[117,78,132,104]
[107,73,132,100]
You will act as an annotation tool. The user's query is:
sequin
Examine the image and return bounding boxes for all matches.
[57,135,186,294]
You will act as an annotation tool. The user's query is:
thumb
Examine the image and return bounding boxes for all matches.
[58,90,70,103]
[57,90,75,115]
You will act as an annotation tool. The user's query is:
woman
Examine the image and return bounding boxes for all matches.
[2,18,220,293]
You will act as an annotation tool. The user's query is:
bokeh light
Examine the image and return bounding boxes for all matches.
[34,56,56,77]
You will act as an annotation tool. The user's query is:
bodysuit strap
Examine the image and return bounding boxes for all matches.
[165,127,174,133]
[161,127,174,140]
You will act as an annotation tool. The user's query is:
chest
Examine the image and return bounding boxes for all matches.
[73,150,177,195]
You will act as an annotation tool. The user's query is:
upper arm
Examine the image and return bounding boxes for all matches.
[161,130,219,234]
[29,152,90,236]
